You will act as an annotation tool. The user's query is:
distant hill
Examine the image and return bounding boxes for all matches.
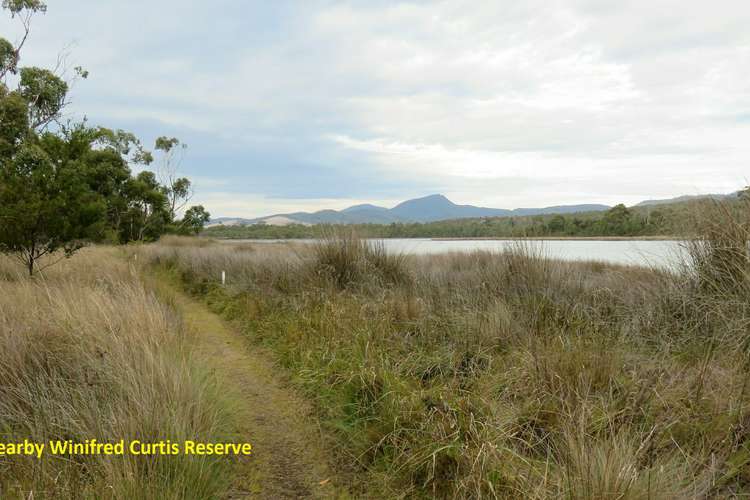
[209,190,740,227]
[208,217,248,226]
[340,203,389,213]
[388,194,509,221]
[207,194,611,227]
[636,192,738,207]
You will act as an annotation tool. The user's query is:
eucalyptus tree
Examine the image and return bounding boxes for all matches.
[180,205,210,235]
[0,1,208,274]
[0,0,103,274]
[154,136,193,221]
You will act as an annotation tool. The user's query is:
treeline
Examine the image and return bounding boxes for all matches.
[205,202,692,240]
[0,1,209,274]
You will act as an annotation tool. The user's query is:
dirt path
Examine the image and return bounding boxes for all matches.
[153,277,343,499]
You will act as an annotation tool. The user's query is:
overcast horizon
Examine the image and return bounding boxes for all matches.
[2,1,748,218]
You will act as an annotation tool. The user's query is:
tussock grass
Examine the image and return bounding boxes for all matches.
[142,204,750,498]
[0,248,232,499]
[312,228,411,289]
[558,425,693,500]
[683,197,750,297]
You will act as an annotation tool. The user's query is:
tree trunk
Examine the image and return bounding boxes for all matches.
[26,243,36,276]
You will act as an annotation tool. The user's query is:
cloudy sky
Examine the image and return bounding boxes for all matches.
[2,1,749,217]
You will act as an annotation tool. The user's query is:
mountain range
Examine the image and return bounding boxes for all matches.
[635,192,736,206]
[208,191,742,227]
[208,194,611,227]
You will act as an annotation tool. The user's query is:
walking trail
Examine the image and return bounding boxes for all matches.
[153,275,344,499]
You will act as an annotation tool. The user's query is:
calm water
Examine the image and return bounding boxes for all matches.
[225,238,687,268]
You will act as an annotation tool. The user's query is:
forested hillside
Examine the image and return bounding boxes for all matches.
[204,198,722,239]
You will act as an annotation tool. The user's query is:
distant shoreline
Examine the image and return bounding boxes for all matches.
[428,236,682,241]
[215,235,684,242]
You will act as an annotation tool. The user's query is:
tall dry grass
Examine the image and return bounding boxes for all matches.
[311,228,412,289]
[141,200,750,498]
[0,247,232,499]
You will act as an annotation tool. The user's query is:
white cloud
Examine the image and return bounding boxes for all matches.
[1,0,749,216]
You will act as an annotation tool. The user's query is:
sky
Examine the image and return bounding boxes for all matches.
[2,1,749,217]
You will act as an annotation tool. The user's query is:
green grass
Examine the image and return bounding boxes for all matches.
[145,198,750,498]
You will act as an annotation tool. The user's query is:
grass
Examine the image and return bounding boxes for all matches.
[2,209,746,498]
[140,203,750,498]
[311,228,412,289]
[0,247,233,499]
[138,207,750,499]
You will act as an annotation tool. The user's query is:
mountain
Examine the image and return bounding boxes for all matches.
[389,194,511,221]
[207,194,611,227]
[513,204,618,215]
[635,193,737,207]
[340,203,389,213]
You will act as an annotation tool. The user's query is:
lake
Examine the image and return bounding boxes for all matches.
[224,238,687,268]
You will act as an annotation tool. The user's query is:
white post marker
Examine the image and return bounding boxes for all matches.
[221,270,226,285]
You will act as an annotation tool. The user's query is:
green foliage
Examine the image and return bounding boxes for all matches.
[170,177,191,200]
[18,67,68,127]
[599,203,632,234]
[547,214,566,233]
[121,171,170,242]
[179,205,211,235]
[94,126,153,165]
[155,135,180,152]
[205,222,318,239]
[165,176,191,217]
[0,37,16,76]
[152,136,191,219]
[204,201,695,240]
[73,65,88,79]
[1,0,46,15]
[0,91,28,157]
[0,2,203,272]
[0,143,105,274]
